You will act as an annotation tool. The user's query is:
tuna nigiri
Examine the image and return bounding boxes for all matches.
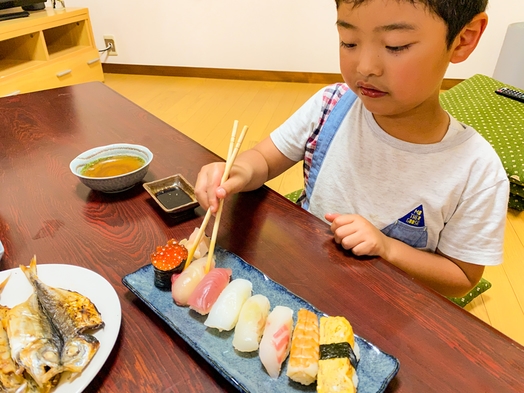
[187,268,232,315]
[171,256,215,306]
[204,278,252,332]
[232,294,270,352]
[259,306,294,379]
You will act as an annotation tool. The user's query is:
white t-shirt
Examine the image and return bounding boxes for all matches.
[271,87,509,266]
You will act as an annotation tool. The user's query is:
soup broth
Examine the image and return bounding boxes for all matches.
[81,155,145,178]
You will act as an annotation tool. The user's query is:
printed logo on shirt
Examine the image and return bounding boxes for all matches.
[398,205,425,227]
[381,205,428,249]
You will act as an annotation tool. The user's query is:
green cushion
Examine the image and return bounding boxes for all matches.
[440,74,524,210]
[447,278,492,307]
[284,189,302,203]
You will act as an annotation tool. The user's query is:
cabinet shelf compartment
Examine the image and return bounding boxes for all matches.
[43,19,90,60]
[0,32,47,76]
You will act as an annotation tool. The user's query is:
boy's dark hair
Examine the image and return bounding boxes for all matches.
[335,0,488,48]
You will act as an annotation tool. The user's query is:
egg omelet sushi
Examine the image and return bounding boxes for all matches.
[317,316,359,393]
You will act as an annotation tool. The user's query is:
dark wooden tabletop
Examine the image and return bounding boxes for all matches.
[1,82,523,392]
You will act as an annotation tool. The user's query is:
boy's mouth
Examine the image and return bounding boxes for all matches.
[357,84,387,98]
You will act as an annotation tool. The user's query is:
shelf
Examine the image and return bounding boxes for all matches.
[0,31,47,76]
[44,19,90,59]
[0,7,103,97]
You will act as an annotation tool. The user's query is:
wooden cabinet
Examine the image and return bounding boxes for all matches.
[0,7,103,97]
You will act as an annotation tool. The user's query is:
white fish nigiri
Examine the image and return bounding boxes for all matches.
[204,278,252,331]
[232,294,270,352]
[171,256,215,306]
[259,306,294,379]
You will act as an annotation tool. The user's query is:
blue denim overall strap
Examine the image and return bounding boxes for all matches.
[302,89,358,210]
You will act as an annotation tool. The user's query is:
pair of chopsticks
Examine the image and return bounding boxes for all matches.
[183,120,248,274]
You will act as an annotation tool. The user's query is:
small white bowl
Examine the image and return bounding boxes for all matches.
[70,143,153,193]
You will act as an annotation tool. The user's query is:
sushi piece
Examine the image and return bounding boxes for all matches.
[232,294,270,352]
[172,256,215,306]
[204,279,252,332]
[151,239,188,289]
[187,268,232,315]
[179,227,210,260]
[258,306,293,379]
[286,308,319,386]
[317,316,359,393]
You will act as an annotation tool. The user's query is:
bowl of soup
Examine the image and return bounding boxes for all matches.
[70,143,153,193]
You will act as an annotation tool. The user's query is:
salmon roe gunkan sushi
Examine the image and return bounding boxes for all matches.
[151,239,188,289]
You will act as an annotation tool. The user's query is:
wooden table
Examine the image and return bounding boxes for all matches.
[1,82,523,392]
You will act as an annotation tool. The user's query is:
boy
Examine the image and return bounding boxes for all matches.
[194,0,509,297]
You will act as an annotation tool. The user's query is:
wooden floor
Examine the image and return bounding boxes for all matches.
[103,73,524,345]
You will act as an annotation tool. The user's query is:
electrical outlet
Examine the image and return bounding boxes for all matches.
[103,35,118,56]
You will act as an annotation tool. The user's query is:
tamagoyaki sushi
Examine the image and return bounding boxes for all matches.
[317,316,359,393]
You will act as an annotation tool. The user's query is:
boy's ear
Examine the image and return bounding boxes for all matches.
[450,12,488,64]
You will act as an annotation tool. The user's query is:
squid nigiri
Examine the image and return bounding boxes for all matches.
[204,279,252,332]
[232,294,270,352]
[259,305,294,379]
[187,268,232,315]
[171,256,215,306]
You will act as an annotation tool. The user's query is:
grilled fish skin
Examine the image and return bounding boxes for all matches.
[6,294,63,388]
[1,275,62,393]
[20,257,104,375]
[0,275,30,393]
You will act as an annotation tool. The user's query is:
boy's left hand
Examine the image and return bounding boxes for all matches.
[325,213,388,257]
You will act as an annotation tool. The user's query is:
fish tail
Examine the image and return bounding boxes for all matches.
[19,256,38,286]
[0,274,10,294]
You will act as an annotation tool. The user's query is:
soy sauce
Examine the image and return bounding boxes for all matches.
[155,187,192,209]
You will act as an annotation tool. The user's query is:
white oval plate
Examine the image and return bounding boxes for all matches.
[0,264,121,392]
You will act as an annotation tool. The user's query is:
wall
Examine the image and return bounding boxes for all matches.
[65,0,524,79]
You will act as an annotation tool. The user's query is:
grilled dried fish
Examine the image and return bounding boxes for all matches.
[0,275,28,392]
[5,293,63,389]
[1,276,58,392]
[20,257,104,375]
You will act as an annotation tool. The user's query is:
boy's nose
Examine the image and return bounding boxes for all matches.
[356,50,382,77]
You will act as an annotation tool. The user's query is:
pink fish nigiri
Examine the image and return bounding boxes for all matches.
[187,268,232,315]
[259,306,294,379]
[171,256,215,306]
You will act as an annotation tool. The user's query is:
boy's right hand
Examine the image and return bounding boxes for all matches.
[194,162,250,213]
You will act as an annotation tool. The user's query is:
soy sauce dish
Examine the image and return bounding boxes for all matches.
[143,174,199,215]
[70,143,153,193]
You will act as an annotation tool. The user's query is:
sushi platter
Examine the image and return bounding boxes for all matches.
[123,246,399,393]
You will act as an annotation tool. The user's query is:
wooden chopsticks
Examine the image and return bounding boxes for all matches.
[183,120,248,273]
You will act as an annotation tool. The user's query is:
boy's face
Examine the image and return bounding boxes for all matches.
[337,0,453,118]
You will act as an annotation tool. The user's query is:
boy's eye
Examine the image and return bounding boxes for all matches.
[340,41,356,49]
[386,44,411,52]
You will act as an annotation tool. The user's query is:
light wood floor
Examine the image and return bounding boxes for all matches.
[103,73,524,345]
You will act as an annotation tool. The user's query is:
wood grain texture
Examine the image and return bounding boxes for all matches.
[1,82,523,392]
[104,73,524,346]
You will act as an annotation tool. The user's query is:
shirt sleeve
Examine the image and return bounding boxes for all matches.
[270,87,326,162]
[438,151,509,266]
